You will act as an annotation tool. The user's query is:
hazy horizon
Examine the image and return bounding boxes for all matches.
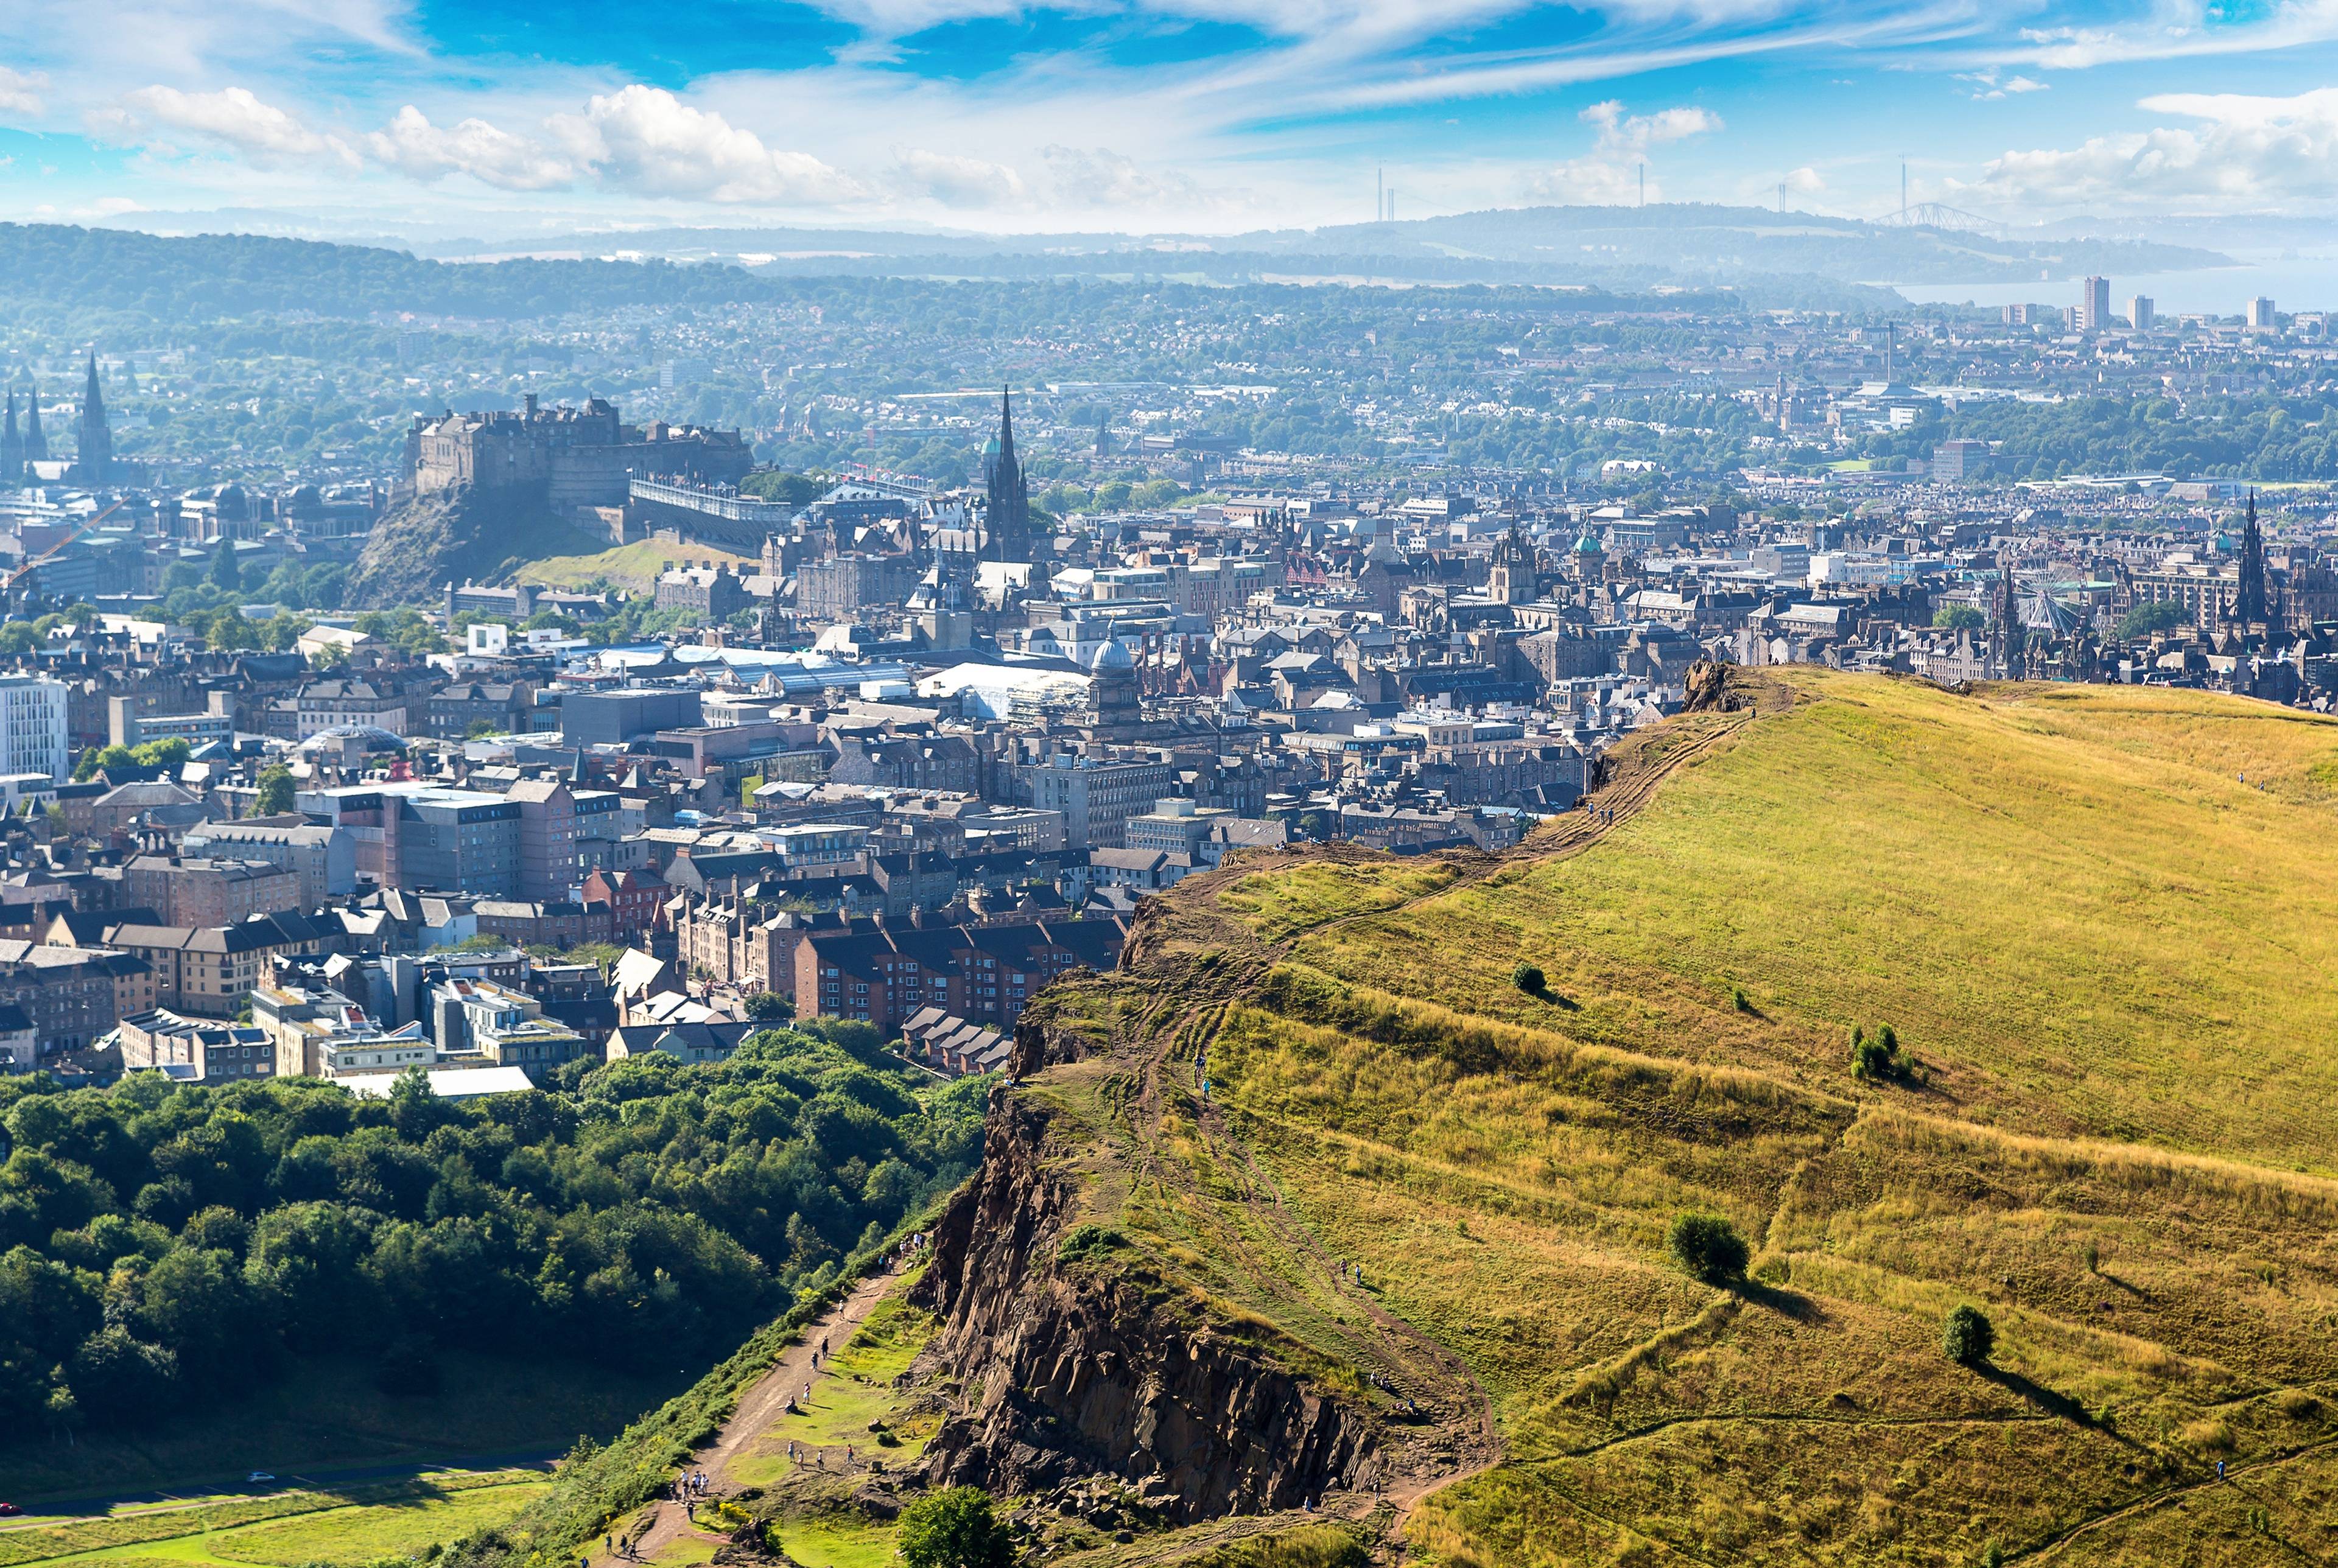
[10,2,2338,242]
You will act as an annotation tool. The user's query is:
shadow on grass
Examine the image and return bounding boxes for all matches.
[1736,1280,1830,1326]
[1974,1363,2141,1448]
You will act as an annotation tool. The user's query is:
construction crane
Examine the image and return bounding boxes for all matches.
[4,498,126,599]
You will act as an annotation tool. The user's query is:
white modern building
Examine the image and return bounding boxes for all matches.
[0,675,70,784]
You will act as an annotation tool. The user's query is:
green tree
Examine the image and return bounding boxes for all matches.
[743,992,790,1023]
[131,738,192,772]
[1512,962,1546,997]
[254,765,297,816]
[898,1488,1013,1568]
[2115,600,2185,640]
[1933,604,1984,631]
[1666,1211,1750,1286]
[207,546,242,594]
[1943,1304,1995,1367]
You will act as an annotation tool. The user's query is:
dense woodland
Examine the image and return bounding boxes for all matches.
[0,1025,987,1435]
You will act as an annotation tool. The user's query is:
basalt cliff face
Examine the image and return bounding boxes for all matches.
[908,1051,1380,1524]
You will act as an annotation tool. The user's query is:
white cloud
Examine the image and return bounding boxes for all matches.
[1041,144,1208,208]
[1528,99,1719,203]
[1785,164,1825,194]
[1959,67,2049,100]
[1961,86,2338,209]
[367,106,575,191]
[0,68,47,118]
[107,85,357,168]
[892,147,1030,207]
[2007,2,2338,71]
[549,86,866,205]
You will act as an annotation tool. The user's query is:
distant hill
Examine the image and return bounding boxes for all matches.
[0,205,2228,334]
[901,668,2338,1563]
[446,203,2230,289]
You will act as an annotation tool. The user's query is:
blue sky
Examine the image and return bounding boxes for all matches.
[4,0,2338,238]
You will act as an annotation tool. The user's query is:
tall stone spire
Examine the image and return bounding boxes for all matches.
[23,384,46,463]
[982,384,1031,561]
[75,352,111,485]
[2234,490,2270,628]
[1,390,19,483]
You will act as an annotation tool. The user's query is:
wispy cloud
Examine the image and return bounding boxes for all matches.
[1960,86,2338,209]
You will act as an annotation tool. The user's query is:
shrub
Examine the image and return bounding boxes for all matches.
[899,1487,1014,1568]
[1943,1304,1995,1367]
[1512,962,1546,996]
[1852,1023,1903,1081]
[1666,1212,1750,1286]
[1056,1223,1128,1264]
[1730,985,1752,1013]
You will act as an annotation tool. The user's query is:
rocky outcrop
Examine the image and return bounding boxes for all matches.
[345,481,605,609]
[909,1088,1378,1523]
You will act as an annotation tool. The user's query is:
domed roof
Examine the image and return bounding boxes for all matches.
[1573,531,1603,553]
[1087,639,1133,673]
[298,725,409,755]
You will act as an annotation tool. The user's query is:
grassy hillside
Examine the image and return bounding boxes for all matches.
[345,485,610,609]
[1017,670,2338,1565]
[517,540,757,594]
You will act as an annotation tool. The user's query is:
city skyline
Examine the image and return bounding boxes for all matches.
[5,1,2338,238]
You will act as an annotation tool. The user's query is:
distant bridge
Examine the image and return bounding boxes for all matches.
[1871,203,2006,240]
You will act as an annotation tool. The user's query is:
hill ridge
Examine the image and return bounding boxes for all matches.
[903,668,2338,1563]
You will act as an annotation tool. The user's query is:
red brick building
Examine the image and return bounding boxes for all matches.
[793,917,1126,1034]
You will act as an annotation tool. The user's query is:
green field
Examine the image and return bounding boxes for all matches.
[2,1351,690,1503]
[516,540,756,593]
[1016,670,2338,1564]
[1,1480,549,1568]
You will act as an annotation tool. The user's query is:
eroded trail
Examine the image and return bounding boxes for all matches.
[599,1272,896,1568]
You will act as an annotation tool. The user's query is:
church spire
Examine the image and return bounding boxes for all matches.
[1,389,19,484]
[982,383,1031,561]
[23,383,46,464]
[75,351,112,484]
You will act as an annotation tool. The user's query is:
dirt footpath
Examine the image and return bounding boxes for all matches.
[599,1270,900,1567]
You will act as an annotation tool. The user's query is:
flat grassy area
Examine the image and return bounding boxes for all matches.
[4,1353,690,1503]
[769,1517,897,1568]
[516,540,756,593]
[7,1482,549,1568]
[1047,671,2338,1564]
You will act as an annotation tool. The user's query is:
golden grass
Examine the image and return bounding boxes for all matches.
[1072,672,2338,1564]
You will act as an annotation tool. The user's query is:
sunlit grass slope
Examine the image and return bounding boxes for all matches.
[1114,671,2338,1563]
[1283,671,2338,1169]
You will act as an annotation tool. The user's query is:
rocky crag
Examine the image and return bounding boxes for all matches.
[345,482,606,609]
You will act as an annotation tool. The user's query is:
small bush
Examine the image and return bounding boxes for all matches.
[1056,1223,1129,1264]
[1942,1304,1995,1367]
[1512,962,1546,996]
[1666,1212,1750,1286]
[1852,1023,1904,1081]
[899,1486,1014,1568]
[1730,985,1752,1013]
